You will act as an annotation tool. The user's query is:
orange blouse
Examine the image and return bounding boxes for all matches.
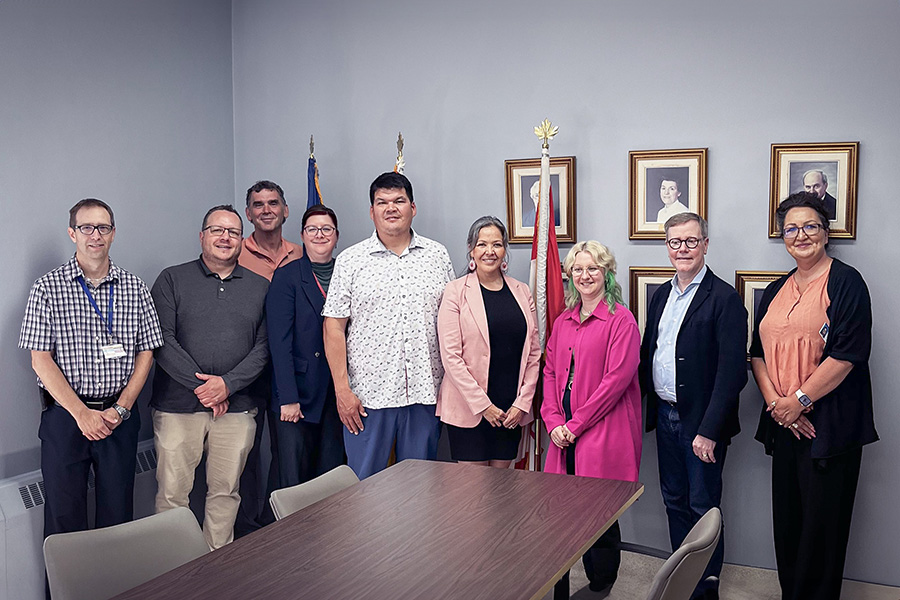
[759,266,831,397]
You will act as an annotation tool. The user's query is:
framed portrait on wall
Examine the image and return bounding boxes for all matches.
[629,148,708,239]
[734,270,788,360]
[504,156,576,244]
[628,267,676,336]
[768,142,859,239]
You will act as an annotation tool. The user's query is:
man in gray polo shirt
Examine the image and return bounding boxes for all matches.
[150,204,269,549]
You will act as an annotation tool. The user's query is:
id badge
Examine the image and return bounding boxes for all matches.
[101,343,127,359]
[819,323,829,343]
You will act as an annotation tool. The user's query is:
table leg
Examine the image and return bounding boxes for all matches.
[553,570,570,599]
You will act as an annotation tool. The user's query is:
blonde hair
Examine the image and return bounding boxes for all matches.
[562,241,624,312]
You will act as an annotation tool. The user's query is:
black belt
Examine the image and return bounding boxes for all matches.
[659,398,677,408]
[41,388,120,410]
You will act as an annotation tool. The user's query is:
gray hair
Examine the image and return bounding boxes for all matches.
[802,169,827,186]
[664,212,708,238]
[464,216,509,274]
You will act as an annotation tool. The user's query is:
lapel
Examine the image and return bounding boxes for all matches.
[682,267,714,326]
[648,281,672,350]
[298,253,326,314]
[463,272,490,346]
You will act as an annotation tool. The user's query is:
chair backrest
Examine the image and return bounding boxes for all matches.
[43,506,209,600]
[269,464,360,520]
[646,507,722,600]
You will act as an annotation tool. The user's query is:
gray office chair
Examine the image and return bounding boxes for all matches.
[269,464,360,520]
[646,507,722,600]
[43,506,209,600]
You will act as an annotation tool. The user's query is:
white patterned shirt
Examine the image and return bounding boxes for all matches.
[323,230,454,409]
[19,255,163,397]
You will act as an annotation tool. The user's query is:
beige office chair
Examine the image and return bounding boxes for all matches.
[646,507,722,600]
[269,464,360,520]
[43,506,209,600]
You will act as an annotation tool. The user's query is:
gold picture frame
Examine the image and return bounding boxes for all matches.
[629,148,708,239]
[768,142,859,239]
[734,270,788,360]
[504,156,576,244]
[628,267,676,336]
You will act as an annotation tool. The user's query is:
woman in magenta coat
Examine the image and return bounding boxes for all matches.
[541,240,642,594]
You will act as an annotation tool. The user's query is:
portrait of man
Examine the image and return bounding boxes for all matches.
[646,167,690,223]
[788,161,838,220]
[521,174,561,228]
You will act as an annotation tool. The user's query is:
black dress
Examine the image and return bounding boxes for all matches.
[446,281,527,461]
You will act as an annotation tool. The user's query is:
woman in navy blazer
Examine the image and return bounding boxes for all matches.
[437,216,541,468]
[266,205,345,487]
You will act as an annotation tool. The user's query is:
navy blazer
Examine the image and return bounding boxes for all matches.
[640,268,748,443]
[266,252,332,424]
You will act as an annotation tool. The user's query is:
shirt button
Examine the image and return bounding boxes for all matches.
[219,287,225,292]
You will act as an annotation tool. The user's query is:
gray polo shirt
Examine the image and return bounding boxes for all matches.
[150,258,269,413]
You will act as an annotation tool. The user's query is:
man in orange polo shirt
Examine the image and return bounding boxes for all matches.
[235,180,302,537]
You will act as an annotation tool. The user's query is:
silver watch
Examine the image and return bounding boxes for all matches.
[112,403,131,421]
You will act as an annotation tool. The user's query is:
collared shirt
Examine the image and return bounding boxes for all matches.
[239,233,302,281]
[322,230,454,409]
[150,258,269,413]
[652,265,707,403]
[19,255,163,397]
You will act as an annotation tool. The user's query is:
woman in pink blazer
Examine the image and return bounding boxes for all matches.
[437,216,541,468]
[542,240,642,594]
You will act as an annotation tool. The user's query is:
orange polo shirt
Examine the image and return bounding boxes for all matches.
[238,233,302,281]
[759,266,831,397]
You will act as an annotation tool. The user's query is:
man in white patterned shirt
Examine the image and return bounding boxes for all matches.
[19,198,163,539]
[324,172,454,479]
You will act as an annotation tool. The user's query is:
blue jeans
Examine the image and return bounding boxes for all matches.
[343,404,441,479]
[656,401,726,598]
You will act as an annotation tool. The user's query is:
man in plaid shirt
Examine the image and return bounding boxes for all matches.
[19,198,163,538]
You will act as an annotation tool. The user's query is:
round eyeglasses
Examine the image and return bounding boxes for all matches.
[571,266,602,277]
[666,237,703,250]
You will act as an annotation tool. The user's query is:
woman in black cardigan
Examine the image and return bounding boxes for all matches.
[750,192,877,600]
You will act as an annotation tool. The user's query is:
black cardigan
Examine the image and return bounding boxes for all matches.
[750,258,878,458]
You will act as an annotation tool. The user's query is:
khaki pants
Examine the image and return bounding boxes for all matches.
[153,409,257,550]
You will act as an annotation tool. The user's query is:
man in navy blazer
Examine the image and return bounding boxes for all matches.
[639,212,747,600]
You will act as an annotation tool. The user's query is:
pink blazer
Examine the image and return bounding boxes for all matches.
[437,273,541,428]
[541,302,642,482]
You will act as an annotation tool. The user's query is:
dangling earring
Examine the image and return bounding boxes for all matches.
[501,258,509,273]
[468,259,476,272]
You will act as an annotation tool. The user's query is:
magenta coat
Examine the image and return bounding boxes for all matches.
[541,301,642,482]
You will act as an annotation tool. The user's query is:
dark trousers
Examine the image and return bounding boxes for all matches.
[234,404,278,537]
[554,389,620,599]
[39,402,140,538]
[772,426,862,600]
[275,390,345,488]
[656,401,725,599]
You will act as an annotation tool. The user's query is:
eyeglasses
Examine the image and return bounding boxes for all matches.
[202,225,242,239]
[666,237,703,250]
[74,224,114,236]
[571,265,602,277]
[303,225,336,237]
[782,223,824,239]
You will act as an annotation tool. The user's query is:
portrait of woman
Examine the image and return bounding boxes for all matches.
[437,216,541,468]
[541,240,642,594]
[750,192,877,600]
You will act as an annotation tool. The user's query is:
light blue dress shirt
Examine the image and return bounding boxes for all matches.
[652,266,707,403]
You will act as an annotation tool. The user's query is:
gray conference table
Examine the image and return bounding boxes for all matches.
[113,459,643,600]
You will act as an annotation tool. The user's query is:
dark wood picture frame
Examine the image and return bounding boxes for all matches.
[629,148,708,240]
[504,156,576,244]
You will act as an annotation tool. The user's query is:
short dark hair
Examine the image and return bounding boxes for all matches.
[69,198,115,229]
[369,172,414,206]
[775,192,830,235]
[245,180,286,207]
[201,204,243,232]
[301,204,339,233]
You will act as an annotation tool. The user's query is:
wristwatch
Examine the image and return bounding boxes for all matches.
[795,389,813,409]
[112,403,131,421]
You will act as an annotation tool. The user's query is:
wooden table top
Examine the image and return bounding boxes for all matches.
[113,460,643,600]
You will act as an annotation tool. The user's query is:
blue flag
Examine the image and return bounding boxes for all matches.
[307,156,322,208]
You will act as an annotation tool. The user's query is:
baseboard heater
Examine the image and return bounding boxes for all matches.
[0,439,159,600]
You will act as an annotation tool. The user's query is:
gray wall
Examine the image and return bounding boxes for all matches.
[0,0,235,475]
[232,0,900,584]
